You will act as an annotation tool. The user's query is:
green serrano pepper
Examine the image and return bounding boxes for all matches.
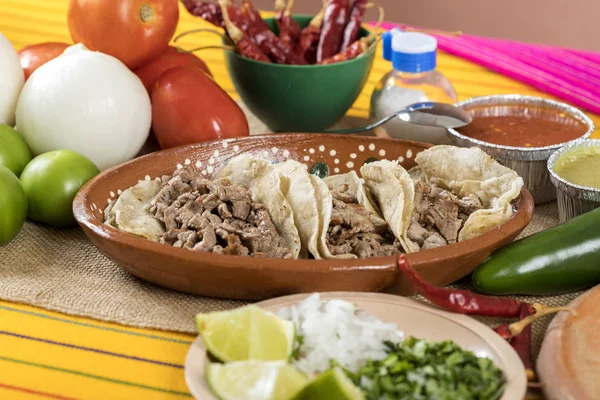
[472,207,600,295]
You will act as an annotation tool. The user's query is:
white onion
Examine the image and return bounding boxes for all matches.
[16,44,151,171]
[0,33,25,126]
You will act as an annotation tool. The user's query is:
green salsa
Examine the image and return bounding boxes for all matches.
[554,146,600,188]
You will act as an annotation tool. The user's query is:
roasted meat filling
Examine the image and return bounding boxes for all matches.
[149,167,292,258]
[408,180,483,250]
[327,184,402,258]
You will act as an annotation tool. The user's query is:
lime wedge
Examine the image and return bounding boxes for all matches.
[291,368,364,400]
[196,305,295,362]
[207,360,308,400]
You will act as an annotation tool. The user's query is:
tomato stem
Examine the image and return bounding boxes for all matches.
[140,4,154,23]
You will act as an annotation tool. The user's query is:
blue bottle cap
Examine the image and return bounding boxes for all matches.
[391,32,437,73]
[382,28,403,62]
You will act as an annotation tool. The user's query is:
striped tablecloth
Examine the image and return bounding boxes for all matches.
[1,1,599,398]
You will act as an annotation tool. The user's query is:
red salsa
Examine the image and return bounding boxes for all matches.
[457,105,588,147]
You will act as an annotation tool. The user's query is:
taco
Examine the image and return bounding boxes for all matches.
[105,160,301,259]
[216,154,302,258]
[220,154,401,259]
[269,159,322,259]
[414,146,523,241]
[361,146,524,252]
[312,171,403,259]
[104,179,165,241]
[360,160,420,253]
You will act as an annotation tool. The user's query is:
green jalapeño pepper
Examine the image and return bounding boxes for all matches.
[472,207,600,295]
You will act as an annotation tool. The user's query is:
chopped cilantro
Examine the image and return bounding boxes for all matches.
[342,337,507,400]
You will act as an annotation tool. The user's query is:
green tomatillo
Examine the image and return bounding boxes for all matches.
[19,149,99,227]
[0,165,27,245]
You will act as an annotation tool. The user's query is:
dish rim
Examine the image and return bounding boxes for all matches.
[183,292,527,400]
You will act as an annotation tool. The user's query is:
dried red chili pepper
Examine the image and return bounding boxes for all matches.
[397,255,524,317]
[239,1,306,64]
[319,37,368,64]
[182,0,224,27]
[493,302,572,339]
[219,0,271,62]
[274,0,301,48]
[340,0,367,51]
[182,0,252,34]
[294,4,326,64]
[493,304,535,381]
[493,302,572,381]
[274,0,286,27]
[316,0,350,62]
[252,30,306,64]
[241,0,270,33]
[318,2,382,64]
[511,303,536,381]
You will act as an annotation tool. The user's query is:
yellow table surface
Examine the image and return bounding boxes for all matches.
[1,1,599,399]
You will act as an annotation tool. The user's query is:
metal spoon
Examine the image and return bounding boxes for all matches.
[326,102,472,135]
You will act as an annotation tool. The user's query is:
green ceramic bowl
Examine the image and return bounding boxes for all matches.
[224,16,376,132]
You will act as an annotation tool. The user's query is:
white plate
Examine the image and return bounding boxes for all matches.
[185,292,527,400]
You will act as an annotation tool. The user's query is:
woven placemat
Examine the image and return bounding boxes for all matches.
[0,104,582,364]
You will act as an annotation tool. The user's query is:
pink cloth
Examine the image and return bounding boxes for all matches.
[372,21,600,114]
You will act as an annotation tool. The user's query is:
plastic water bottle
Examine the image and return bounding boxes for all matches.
[370,29,458,144]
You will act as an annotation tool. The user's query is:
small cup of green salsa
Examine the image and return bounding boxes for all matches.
[548,139,600,222]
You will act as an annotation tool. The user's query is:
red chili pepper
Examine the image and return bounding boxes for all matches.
[320,2,383,64]
[511,303,536,381]
[182,0,252,34]
[340,0,367,51]
[252,30,306,64]
[219,0,271,63]
[294,4,326,64]
[182,0,224,27]
[241,0,270,33]
[240,2,306,65]
[274,0,301,48]
[493,304,536,381]
[318,37,367,64]
[274,0,286,27]
[316,0,350,62]
[397,255,524,317]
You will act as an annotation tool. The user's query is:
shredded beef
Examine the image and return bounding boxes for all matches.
[422,232,448,250]
[326,184,402,258]
[150,166,292,259]
[408,180,483,251]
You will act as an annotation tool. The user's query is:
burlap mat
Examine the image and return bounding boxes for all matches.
[0,104,582,365]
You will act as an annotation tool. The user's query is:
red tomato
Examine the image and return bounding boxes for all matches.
[67,0,179,69]
[18,42,70,81]
[151,66,249,149]
[134,46,212,95]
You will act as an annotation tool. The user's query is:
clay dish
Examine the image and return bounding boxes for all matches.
[73,134,534,300]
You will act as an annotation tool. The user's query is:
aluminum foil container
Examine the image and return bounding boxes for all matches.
[447,95,594,204]
[548,139,600,222]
